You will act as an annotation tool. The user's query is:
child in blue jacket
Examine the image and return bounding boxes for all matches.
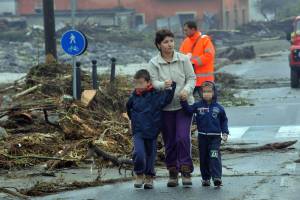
[126,69,176,189]
[180,81,229,187]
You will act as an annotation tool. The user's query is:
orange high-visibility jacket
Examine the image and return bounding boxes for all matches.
[180,32,215,86]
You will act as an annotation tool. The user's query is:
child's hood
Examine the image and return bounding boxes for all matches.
[201,81,218,103]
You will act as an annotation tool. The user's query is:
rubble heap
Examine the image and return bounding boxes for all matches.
[0,62,133,169]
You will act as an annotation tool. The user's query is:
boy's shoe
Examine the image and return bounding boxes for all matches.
[144,175,154,189]
[134,174,144,188]
[181,165,192,186]
[202,180,211,187]
[213,178,222,187]
[167,167,179,187]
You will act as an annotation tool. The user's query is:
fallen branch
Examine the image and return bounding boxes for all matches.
[83,142,133,175]
[0,85,15,93]
[0,76,25,93]
[0,111,9,119]
[0,187,29,199]
[221,140,297,153]
[12,84,42,99]
[0,153,78,162]
[21,177,133,197]
[71,114,95,135]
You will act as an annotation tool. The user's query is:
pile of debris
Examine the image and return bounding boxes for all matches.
[0,33,157,73]
[238,18,294,39]
[0,18,27,31]
[209,17,294,45]
[218,46,256,61]
[0,61,134,170]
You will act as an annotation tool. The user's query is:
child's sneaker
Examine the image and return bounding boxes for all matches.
[202,180,211,187]
[213,178,222,187]
[144,175,154,189]
[134,174,144,188]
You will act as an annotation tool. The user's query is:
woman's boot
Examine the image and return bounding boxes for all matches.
[167,167,179,187]
[181,165,192,186]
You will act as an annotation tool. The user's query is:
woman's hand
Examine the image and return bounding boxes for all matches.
[179,89,188,101]
[164,80,173,88]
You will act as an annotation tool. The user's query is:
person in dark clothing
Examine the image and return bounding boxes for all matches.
[180,81,229,187]
[126,69,176,189]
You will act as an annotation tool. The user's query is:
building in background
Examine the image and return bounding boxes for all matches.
[16,0,250,30]
[222,0,249,29]
[0,0,17,16]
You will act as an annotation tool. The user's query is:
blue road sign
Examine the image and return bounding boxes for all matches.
[61,30,87,56]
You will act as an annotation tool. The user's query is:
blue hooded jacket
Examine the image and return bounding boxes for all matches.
[180,82,229,136]
[126,82,176,139]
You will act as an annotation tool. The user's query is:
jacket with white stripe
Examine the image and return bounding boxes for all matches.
[180,82,229,136]
[181,100,229,136]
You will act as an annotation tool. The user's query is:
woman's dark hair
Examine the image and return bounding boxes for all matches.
[134,69,150,81]
[184,21,198,30]
[155,29,174,51]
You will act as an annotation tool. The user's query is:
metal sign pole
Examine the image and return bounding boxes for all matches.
[62,1,86,100]
[71,0,77,99]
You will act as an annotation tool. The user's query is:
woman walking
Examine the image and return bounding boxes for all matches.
[149,29,196,187]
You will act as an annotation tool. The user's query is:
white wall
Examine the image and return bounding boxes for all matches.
[0,0,16,15]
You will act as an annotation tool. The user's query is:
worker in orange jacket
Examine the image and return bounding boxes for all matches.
[180,21,215,95]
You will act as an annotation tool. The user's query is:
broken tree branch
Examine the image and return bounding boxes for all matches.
[71,114,95,135]
[0,187,29,200]
[0,153,78,162]
[83,142,133,175]
[0,85,15,93]
[221,140,297,153]
[12,84,42,99]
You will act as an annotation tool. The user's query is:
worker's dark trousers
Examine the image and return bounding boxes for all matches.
[133,134,157,176]
[198,134,222,180]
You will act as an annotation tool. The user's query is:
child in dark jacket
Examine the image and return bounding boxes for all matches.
[126,69,176,189]
[180,81,229,187]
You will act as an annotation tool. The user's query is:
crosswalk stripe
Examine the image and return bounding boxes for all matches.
[228,126,250,139]
[199,125,300,140]
[276,125,300,138]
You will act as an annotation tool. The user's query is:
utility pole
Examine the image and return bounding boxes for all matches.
[43,0,57,60]
[71,0,79,99]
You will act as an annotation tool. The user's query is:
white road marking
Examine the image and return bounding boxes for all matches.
[228,126,250,139]
[285,163,297,172]
[276,126,300,138]
[280,177,288,187]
